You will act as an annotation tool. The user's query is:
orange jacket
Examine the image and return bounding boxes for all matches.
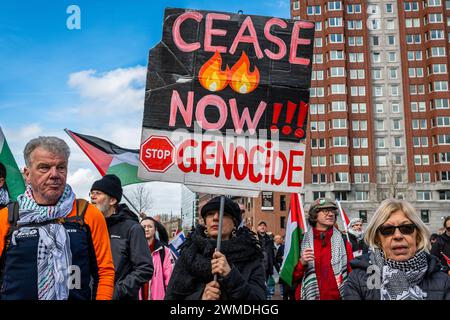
[0,200,115,300]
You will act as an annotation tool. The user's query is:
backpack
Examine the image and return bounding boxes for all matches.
[0,199,89,284]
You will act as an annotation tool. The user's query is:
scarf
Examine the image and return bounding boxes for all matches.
[13,184,75,300]
[299,227,348,300]
[166,225,262,299]
[348,228,364,241]
[372,248,428,300]
[0,187,9,207]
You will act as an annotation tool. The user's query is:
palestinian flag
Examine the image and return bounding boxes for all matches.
[279,193,308,287]
[0,127,26,200]
[65,129,142,186]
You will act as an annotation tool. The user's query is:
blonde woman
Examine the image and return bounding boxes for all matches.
[343,199,450,300]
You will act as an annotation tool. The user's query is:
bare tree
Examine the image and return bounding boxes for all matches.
[378,156,405,201]
[124,184,153,217]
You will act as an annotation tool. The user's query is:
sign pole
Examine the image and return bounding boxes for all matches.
[213,195,226,282]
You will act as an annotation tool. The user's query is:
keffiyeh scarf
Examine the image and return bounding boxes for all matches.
[299,228,348,300]
[0,187,9,207]
[372,248,428,300]
[13,184,75,300]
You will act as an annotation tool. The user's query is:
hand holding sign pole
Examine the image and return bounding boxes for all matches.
[213,195,226,282]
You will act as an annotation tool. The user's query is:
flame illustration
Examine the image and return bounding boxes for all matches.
[229,51,260,94]
[198,51,230,92]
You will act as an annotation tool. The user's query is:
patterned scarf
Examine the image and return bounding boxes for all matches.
[0,187,9,207]
[12,184,75,300]
[299,227,348,300]
[372,248,428,300]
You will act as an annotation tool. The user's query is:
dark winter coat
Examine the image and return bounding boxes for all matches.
[430,233,450,272]
[165,225,266,300]
[343,252,450,300]
[258,232,275,280]
[347,233,369,256]
[106,204,153,300]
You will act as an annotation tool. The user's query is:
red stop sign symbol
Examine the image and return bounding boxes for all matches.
[140,135,175,173]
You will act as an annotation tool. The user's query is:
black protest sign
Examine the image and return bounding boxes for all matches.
[143,8,314,142]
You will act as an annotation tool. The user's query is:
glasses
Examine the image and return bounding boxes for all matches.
[318,208,336,215]
[446,226,450,232]
[89,190,104,197]
[378,224,417,236]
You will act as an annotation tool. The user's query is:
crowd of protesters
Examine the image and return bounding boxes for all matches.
[0,135,449,300]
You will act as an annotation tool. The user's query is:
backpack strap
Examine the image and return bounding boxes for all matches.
[65,199,89,225]
[5,202,20,249]
[1,202,20,284]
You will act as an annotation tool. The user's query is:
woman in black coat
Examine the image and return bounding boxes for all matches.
[343,199,450,300]
[165,196,266,300]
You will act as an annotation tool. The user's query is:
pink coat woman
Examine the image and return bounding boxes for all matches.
[140,217,175,300]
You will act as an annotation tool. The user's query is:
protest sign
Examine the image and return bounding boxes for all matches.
[138,8,314,197]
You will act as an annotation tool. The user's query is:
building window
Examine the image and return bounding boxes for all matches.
[261,191,274,210]
[280,195,286,211]
[359,210,368,223]
[280,216,286,229]
[293,1,300,10]
[335,172,349,183]
[420,210,430,223]
[417,191,432,201]
[313,191,326,200]
[439,190,450,200]
[335,192,348,201]
[387,35,396,45]
[328,1,342,11]
[312,173,327,184]
[355,191,369,201]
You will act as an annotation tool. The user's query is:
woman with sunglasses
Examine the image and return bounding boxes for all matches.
[343,199,450,300]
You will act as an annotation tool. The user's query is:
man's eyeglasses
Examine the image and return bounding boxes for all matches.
[89,190,103,197]
[318,208,336,215]
[446,226,450,232]
[378,224,417,236]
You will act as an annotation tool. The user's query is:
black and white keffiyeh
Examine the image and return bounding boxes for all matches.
[299,228,348,300]
[13,184,75,300]
[0,187,9,207]
[373,248,428,300]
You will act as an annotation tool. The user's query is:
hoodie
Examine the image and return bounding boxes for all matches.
[106,203,154,299]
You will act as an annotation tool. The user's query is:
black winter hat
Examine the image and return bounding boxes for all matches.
[91,174,123,202]
[201,196,242,227]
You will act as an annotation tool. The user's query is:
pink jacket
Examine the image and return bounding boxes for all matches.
[140,245,174,300]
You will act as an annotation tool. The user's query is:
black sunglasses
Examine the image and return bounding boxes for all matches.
[378,224,417,236]
[446,226,450,232]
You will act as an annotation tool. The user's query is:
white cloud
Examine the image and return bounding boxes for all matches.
[124,182,182,216]
[67,168,101,200]
[67,65,147,117]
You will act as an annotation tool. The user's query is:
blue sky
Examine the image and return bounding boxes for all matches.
[0,0,290,214]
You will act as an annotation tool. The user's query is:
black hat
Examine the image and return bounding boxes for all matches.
[201,196,242,227]
[91,174,123,202]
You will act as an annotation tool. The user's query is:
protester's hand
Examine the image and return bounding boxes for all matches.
[300,248,314,266]
[202,281,221,300]
[211,250,231,277]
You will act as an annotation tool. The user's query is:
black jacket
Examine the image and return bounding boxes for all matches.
[430,233,450,272]
[106,204,153,300]
[258,232,275,279]
[343,252,450,300]
[165,225,266,300]
[347,233,369,255]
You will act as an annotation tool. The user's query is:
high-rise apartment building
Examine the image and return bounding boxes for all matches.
[290,0,450,231]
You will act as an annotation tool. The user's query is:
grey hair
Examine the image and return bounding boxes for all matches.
[24,136,71,167]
